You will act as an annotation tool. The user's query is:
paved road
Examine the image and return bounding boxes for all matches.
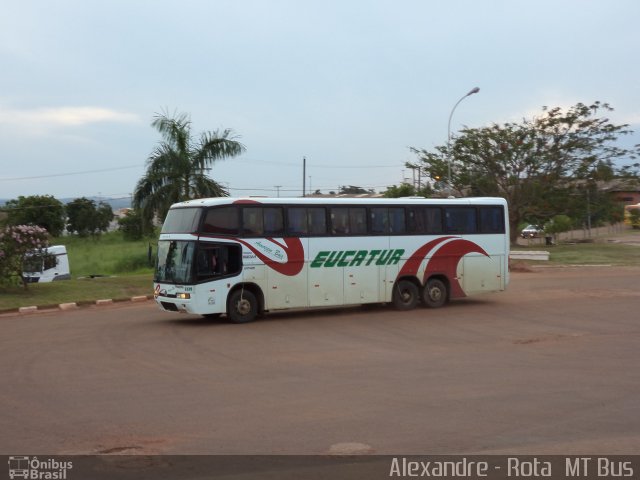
[1,266,639,455]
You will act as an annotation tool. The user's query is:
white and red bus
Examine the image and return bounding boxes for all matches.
[153,197,509,322]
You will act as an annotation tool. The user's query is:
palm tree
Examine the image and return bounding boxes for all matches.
[133,110,246,225]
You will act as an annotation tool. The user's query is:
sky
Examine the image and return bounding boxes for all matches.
[1,0,639,201]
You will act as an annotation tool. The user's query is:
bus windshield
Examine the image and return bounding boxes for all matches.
[155,240,196,284]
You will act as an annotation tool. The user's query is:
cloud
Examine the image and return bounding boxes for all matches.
[0,105,141,129]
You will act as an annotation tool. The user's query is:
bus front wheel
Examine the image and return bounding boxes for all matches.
[422,278,447,308]
[227,290,258,323]
[392,280,419,310]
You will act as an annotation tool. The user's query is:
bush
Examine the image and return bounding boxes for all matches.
[0,225,50,288]
[544,214,573,242]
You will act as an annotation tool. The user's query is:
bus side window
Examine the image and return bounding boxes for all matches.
[264,207,284,236]
[350,208,367,235]
[287,207,307,235]
[202,206,239,235]
[308,207,327,235]
[409,207,443,234]
[479,206,504,233]
[370,207,388,234]
[242,207,264,236]
[196,244,242,281]
[424,207,443,234]
[445,207,477,234]
[330,208,350,235]
[389,208,406,234]
[407,208,422,234]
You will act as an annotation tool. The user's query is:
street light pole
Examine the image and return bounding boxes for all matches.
[447,87,480,188]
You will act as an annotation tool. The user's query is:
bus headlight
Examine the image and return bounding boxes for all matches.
[177,293,191,300]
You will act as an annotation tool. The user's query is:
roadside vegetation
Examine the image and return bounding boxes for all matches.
[0,231,155,312]
[512,226,640,266]
[513,241,640,266]
[59,230,156,277]
[0,275,152,312]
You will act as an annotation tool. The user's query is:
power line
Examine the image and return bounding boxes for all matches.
[0,165,142,182]
[0,157,402,183]
[234,158,400,169]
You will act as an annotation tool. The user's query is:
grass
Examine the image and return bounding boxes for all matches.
[0,275,153,311]
[512,241,640,266]
[59,231,156,276]
[547,243,640,265]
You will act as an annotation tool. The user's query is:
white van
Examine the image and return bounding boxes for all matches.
[23,245,71,283]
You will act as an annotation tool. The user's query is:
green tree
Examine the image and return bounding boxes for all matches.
[96,202,114,234]
[382,183,434,198]
[383,184,416,198]
[0,224,50,288]
[339,185,372,195]
[410,102,640,242]
[118,209,151,240]
[4,195,66,237]
[133,110,246,227]
[66,198,113,237]
[544,214,573,243]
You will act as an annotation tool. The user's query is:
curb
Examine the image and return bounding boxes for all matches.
[18,306,38,315]
[59,302,79,311]
[6,295,154,317]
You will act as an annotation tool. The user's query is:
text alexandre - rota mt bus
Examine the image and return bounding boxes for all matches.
[153,197,510,323]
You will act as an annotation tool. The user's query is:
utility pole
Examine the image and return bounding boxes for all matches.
[302,156,306,197]
[586,188,592,237]
[274,185,282,197]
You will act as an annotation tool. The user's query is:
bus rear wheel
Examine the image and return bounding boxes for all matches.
[392,280,419,310]
[227,289,258,323]
[422,278,447,308]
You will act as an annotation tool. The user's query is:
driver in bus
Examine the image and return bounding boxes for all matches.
[198,248,224,276]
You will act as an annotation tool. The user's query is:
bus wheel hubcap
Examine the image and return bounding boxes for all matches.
[429,288,441,301]
[237,298,251,315]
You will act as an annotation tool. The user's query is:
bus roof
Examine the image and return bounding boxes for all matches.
[169,196,508,209]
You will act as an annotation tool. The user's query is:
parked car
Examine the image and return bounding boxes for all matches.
[520,224,544,238]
